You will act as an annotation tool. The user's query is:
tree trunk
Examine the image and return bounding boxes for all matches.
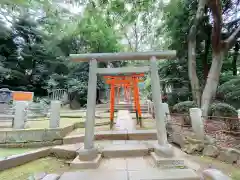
[203,29,211,80]
[188,0,207,107]
[232,43,239,76]
[201,52,224,119]
[188,40,201,106]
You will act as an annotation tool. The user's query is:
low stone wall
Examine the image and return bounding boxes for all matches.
[0,148,50,171]
[0,121,111,147]
[0,124,77,147]
[170,131,240,166]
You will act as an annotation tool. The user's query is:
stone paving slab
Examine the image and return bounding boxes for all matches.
[57,169,199,180]
[59,170,128,180]
[99,158,127,170]
[101,143,149,158]
[126,156,157,171]
[128,169,200,180]
[115,110,135,131]
[42,174,60,180]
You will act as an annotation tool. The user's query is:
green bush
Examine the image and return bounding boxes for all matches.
[209,102,237,117]
[172,101,198,113]
[209,102,239,131]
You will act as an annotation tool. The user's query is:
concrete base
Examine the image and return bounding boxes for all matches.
[77,148,98,161]
[150,152,185,169]
[70,154,102,169]
[153,143,174,158]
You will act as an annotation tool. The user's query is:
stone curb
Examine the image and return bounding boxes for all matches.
[0,148,50,171]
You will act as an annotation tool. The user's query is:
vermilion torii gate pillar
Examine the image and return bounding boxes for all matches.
[70,51,176,161]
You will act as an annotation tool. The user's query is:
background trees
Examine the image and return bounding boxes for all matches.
[0,0,239,116]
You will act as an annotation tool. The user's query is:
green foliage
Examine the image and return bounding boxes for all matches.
[209,102,237,117]
[217,77,240,108]
[0,0,122,107]
[167,87,192,106]
[172,101,197,113]
[209,102,239,131]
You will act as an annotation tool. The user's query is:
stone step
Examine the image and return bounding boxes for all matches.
[101,144,149,158]
[58,169,200,180]
[150,152,186,169]
[63,130,157,145]
[96,107,149,111]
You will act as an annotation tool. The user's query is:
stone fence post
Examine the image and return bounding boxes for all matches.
[189,108,205,140]
[162,103,171,123]
[13,101,28,129]
[49,100,61,128]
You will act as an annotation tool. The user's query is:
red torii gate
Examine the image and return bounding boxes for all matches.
[104,74,144,128]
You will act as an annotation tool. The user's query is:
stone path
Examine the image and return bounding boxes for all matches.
[115,110,135,131]
[40,155,199,180]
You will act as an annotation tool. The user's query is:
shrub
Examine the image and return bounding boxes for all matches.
[166,87,192,106]
[172,101,198,113]
[209,102,237,117]
[209,102,239,131]
[172,101,198,125]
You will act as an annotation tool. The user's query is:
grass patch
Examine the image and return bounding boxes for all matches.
[0,148,36,158]
[26,117,84,129]
[232,171,240,180]
[0,157,70,180]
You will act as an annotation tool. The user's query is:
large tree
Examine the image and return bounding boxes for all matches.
[189,0,240,118]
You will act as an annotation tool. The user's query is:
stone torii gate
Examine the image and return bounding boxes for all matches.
[70,51,176,161]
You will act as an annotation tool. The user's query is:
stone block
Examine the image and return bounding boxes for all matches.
[203,145,220,158]
[0,131,6,143]
[182,143,204,154]
[63,135,85,144]
[218,148,239,164]
[70,154,102,169]
[42,174,60,180]
[171,132,186,148]
[150,152,185,169]
[0,148,50,171]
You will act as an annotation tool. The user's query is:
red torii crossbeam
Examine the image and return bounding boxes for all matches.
[104,74,144,129]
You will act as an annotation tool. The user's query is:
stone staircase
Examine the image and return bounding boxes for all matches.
[49,141,201,180]
[96,103,150,112]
